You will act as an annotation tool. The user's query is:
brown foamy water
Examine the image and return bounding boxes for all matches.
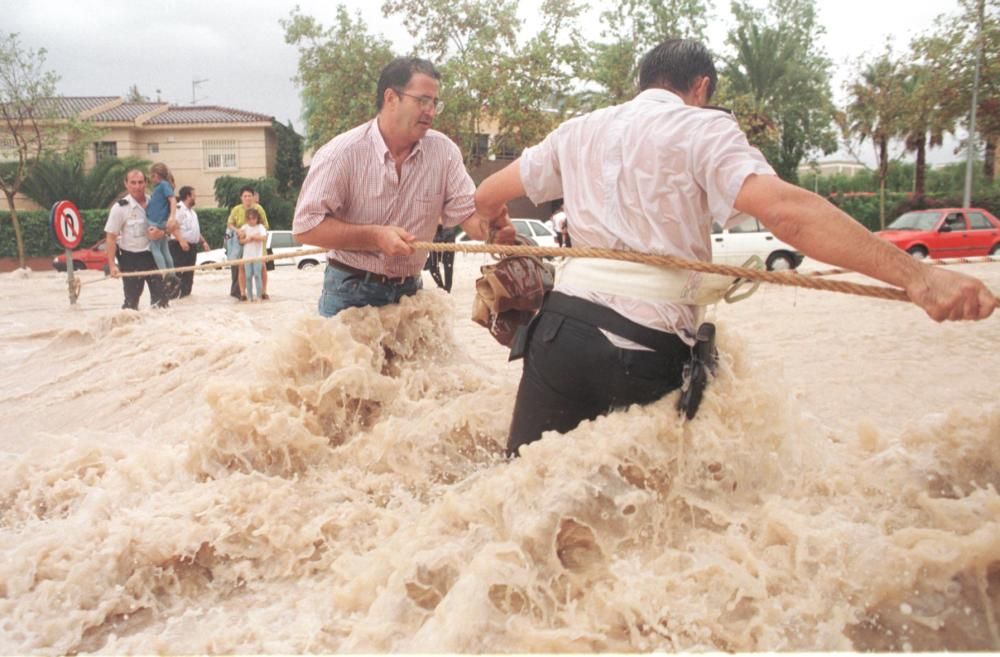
[1,257,998,652]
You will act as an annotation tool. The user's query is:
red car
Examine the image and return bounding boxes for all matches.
[52,239,110,273]
[875,208,1000,260]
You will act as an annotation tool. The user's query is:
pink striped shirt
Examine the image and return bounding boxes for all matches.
[292,118,476,277]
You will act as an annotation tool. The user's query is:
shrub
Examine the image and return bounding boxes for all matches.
[213,176,294,229]
[0,207,233,258]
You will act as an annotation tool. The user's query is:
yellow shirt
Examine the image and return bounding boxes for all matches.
[228,203,270,229]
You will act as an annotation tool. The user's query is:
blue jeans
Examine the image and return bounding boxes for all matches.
[245,262,263,300]
[319,264,422,317]
[149,236,174,273]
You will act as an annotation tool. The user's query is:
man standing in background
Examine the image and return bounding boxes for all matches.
[168,186,210,298]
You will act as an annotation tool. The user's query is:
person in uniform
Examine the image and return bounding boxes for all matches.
[292,56,513,317]
[105,169,169,310]
[168,186,210,298]
[474,38,997,457]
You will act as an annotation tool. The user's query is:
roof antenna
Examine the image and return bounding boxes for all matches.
[192,77,209,104]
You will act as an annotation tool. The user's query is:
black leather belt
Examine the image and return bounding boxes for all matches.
[327,258,416,285]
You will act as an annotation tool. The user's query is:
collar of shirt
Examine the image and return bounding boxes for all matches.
[366,118,424,167]
[634,87,685,106]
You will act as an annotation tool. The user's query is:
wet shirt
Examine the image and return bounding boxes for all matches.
[292,118,476,277]
[104,195,150,253]
[519,88,775,340]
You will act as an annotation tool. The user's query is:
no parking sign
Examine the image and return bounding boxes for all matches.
[50,200,83,250]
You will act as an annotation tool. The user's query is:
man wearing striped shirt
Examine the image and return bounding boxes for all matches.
[292,56,513,317]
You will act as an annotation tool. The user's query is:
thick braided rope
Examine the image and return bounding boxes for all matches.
[803,255,1000,278]
[93,247,329,284]
[412,241,916,302]
[100,242,1000,305]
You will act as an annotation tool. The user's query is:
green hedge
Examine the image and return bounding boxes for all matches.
[0,207,233,258]
[827,192,1000,232]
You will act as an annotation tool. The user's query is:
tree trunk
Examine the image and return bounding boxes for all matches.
[913,135,927,199]
[3,191,27,269]
[985,136,996,184]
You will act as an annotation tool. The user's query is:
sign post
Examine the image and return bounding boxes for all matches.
[50,200,84,305]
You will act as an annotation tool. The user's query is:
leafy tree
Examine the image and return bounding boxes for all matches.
[20,154,151,209]
[382,0,586,164]
[719,0,837,183]
[0,33,62,269]
[272,119,304,199]
[584,0,709,108]
[213,175,295,228]
[844,50,908,229]
[282,6,395,149]
[916,0,1000,184]
[898,61,954,198]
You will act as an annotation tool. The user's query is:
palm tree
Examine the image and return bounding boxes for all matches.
[900,63,954,199]
[845,52,907,230]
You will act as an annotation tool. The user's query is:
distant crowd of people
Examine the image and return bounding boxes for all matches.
[105,165,275,308]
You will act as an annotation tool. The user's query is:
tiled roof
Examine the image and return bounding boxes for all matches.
[89,102,165,122]
[36,96,120,118]
[21,97,273,125]
[145,105,273,125]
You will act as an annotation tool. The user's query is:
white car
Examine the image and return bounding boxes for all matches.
[196,230,324,269]
[712,218,802,270]
[457,218,559,248]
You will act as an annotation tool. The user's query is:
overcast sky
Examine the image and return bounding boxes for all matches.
[6,0,962,165]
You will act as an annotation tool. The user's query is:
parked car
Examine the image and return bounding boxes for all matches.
[196,230,323,269]
[875,208,1000,259]
[52,239,110,274]
[712,218,803,270]
[457,218,558,248]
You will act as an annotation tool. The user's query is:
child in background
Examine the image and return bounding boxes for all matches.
[147,162,179,285]
[239,208,267,302]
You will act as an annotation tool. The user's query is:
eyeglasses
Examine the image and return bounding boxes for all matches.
[396,91,444,113]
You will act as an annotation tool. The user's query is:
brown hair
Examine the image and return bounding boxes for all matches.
[150,162,176,188]
[246,208,261,221]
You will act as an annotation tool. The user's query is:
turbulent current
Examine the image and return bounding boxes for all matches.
[0,265,998,653]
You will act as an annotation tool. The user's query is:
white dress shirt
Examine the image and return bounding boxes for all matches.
[174,203,201,243]
[519,88,775,343]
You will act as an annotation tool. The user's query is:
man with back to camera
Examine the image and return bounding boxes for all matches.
[292,56,513,317]
[474,38,997,458]
[105,169,169,310]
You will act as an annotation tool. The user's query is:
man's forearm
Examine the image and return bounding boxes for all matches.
[737,175,922,289]
[295,216,386,250]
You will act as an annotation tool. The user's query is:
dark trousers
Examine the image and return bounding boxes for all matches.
[507,310,688,457]
[168,241,197,298]
[117,248,167,310]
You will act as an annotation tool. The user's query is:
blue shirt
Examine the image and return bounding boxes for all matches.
[146,180,173,227]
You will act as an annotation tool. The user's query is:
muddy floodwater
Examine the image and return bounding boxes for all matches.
[1,256,998,652]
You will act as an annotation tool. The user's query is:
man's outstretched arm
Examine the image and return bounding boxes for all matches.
[735,174,997,321]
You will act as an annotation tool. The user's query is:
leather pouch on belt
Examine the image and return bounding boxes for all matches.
[471,246,554,347]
